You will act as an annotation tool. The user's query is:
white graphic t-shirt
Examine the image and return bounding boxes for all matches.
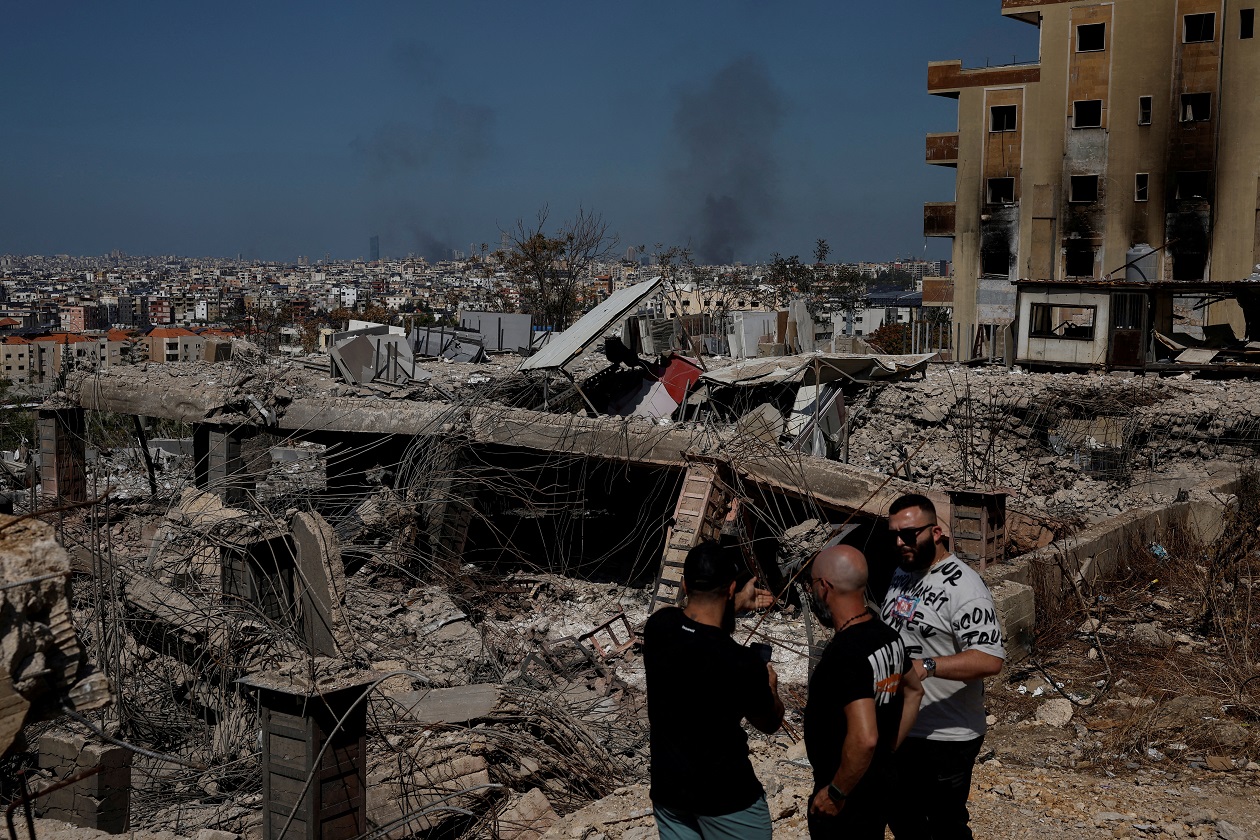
[880,554,1006,741]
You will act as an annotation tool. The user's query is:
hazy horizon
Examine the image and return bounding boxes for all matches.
[1,2,1038,265]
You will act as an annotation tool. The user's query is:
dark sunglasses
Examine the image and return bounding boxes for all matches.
[890,522,934,544]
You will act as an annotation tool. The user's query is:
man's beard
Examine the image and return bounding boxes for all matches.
[899,537,936,571]
[806,589,834,627]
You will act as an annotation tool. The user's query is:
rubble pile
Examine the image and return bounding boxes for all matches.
[848,366,1260,522]
[12,346,1260,839]
[0,515,110,755]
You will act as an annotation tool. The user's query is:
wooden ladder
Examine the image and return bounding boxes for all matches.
[649,461,728,613]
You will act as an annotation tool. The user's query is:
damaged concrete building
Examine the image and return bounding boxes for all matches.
[5,276,1260,838]
[925,0,1260,364]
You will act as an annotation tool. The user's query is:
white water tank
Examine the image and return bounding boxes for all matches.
[1126,244,1158,282]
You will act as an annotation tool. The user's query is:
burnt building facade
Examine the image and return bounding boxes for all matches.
[925,0,1260,343]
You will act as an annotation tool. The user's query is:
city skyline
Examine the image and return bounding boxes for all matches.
[1,2,1038,264]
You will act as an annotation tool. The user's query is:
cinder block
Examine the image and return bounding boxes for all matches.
[41,785,76,813]
[38,731,83,765]
[81,743,130,770]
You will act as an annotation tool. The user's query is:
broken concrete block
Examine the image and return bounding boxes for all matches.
[736,403,784,445]
[35,730,131,834]
[1,515,109,756]
[1035,698,1074,727]
[389,684,503,726]
[292,510,350,657]
[498,788,559,840]
[988,578,1035,661]
[1132,622,1175,649]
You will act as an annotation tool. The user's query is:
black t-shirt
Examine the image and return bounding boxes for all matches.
[803,614,909,791]
[643,607,777,815]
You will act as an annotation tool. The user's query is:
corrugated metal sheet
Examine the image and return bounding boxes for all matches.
[700,352,936,387]
[518,277,664,372]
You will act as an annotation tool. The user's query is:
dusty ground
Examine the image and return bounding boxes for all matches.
[546,735,1260,839]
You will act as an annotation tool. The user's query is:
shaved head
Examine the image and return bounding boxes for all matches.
[812,545,868,594]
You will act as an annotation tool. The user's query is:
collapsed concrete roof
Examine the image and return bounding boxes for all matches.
[518,276,664,373]
[699,352,937,388]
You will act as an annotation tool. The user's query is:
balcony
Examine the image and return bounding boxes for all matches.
[924,203,957,238]
[926,133,959,166]
[922,277,955,305]
[928,60,1040,98]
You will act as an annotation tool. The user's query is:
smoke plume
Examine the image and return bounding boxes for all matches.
[352,97,495,179]
[670,55,785,264]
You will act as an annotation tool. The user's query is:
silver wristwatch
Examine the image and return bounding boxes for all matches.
[922,657,937,678]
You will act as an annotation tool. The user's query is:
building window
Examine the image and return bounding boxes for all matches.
[1180,92,1212,121]
[1135,173,1150,202]
[1138,95,1153,125]
[1176,171,1213,200]
[1073,99,1104,128]
[987,177,1016,204]
[1244,9,1256,38]
[1030,303,1097,339]
[1185,12,1216,42]
[990,105,1018,132]
[1077,23,1106,51]
[1070,174,1100,203]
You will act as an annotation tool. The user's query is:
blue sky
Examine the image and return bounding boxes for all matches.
[0,1,1039,264]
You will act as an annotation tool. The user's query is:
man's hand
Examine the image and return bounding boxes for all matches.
[734,578,774,613]
[810,787,842,818]
[766,663,778,693]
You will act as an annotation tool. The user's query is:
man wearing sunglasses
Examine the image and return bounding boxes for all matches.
[880,494,1005,840]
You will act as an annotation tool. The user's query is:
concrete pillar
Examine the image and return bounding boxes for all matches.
[36,731,131,833]
[193,424,254,504]
[240,672,371,840]
[37,408,87,502]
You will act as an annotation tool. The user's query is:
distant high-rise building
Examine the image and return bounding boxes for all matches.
[370,235,380,263]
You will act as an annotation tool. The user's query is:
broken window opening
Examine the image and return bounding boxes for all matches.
[1180,92,1212,122]
[990,105,1018,132]
[987,177,1016,205]
[1170,213,1209,280]
[981,248,1011,276]
[1030,303,1097,340]
[1243,9,1255,38]
[1073,99,1104,128]
[1069,175,1100,203]
[1077,23,1106,52]
[1176,171,1213,201]
[1185,12,1216,42]
[1138,95,1153,125]
[1135,173,1150,202]
[1064,243,1097,278]
[981,227,1013,276]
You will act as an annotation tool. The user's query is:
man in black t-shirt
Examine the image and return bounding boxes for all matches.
[804,545,925,840]
[644,541,784,840]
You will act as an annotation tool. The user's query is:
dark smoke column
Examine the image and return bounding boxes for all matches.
[670,55,785,264]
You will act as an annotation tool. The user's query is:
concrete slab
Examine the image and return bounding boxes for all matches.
[292,511,350,658]
[388,684,503,725]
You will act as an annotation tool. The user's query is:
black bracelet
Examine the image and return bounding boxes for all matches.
[827,783,847,803]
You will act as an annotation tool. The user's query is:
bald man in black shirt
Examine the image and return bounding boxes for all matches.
[804,545,925,839]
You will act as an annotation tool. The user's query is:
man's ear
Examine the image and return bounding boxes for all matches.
[728,580,738,599]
